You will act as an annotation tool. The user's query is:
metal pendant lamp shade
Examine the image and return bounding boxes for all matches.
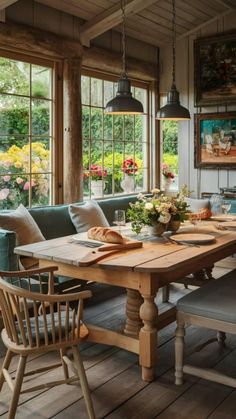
[156,0,190,121]
[105,0,143,115]
[105,77,143,114]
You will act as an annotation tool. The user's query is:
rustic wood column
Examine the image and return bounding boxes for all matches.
[63,57,83,203]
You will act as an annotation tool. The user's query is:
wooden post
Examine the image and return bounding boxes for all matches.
[63,58,83,203]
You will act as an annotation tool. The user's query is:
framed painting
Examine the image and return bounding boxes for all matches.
[194,32,236,106]
[194,112,236,168]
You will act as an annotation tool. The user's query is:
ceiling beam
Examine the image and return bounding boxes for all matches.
[214,0,236,10]
[0,0,18,9]
[177,9,232,41]
[80,0,160,47]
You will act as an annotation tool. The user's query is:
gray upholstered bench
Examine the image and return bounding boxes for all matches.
[175,269,236,387]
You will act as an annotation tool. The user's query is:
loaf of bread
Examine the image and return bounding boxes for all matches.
[87,227,124,244]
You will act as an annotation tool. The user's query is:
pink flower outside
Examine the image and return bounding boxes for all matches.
[0,188,10,200]
[3,175,10,182]
[23,180,36,190]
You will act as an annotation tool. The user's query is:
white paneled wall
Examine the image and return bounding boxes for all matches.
[159,12,236,197]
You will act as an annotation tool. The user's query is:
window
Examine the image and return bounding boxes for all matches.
[82,73,150,198]
[0,54,54,209]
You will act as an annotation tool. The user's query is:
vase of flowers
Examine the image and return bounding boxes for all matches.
[167,185,191,232]
[121,158,138,193]
[162,163,175,192]
[89,164,108,198]
[127,188,172,236]
[127,186,190,236]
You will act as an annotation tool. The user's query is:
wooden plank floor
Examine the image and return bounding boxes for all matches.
[1,257,236,419]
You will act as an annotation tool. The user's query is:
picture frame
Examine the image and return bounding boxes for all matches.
[194,112,236,168]
[194,32,236,106]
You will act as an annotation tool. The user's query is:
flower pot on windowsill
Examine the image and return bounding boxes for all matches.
[121,174,135,194]
[91,180,104,198]
[163,177,173,193]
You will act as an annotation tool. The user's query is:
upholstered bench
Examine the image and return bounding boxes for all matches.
[175,269,236,387]
[0,195,138,273]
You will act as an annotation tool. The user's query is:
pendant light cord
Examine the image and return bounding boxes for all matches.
[172,0,176,86]
[121,0,127,78]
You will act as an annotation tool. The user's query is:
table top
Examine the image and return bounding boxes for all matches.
[15,223,236,278]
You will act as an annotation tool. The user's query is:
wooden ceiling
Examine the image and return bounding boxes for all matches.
[34,0,236,47]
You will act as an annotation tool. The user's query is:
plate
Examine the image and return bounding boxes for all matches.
[171,233,215,244]
[221,222,236,230]
[211,214,236,222]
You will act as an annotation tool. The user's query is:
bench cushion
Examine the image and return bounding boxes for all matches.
[69,200,109,232]
[177,269,236,323]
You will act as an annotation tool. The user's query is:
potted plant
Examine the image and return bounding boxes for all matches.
[162,163,175,192]
[89,164,108,198]
[121,158,138,193]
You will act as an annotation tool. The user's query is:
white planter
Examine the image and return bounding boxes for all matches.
[163,177,172,193]
[121,174,135,193]
[91,180,104,198]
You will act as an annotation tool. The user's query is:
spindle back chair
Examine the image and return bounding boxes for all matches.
[0,266,95,419]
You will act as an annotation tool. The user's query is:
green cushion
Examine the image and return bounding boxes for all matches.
[0,229,18,271]
[177,269,236,323]
[98,195,138,225]
[29,205,77,239]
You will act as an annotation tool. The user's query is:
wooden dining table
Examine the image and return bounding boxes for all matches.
[15,224,236,382]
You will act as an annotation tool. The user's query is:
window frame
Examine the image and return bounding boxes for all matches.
[81,67,152,198]
[0,48,63,207]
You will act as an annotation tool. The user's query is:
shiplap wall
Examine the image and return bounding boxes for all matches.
[159,12,236,197]
[6,0,158,65]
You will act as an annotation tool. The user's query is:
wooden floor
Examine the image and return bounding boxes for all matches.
[1,257,236,419]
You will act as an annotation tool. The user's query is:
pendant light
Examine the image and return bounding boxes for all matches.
[156,0,190,120]
[105,0,143,115]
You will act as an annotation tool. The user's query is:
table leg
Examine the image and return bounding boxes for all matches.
[124,289,144,337]
[139,293,158,382]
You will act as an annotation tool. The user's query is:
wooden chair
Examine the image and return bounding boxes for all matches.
[0,266,96,419]
[175,269,236,388]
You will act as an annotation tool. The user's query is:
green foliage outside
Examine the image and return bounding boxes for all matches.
[82,105,145,195]
[162,121,178,176]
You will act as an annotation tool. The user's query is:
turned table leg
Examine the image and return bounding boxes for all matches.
[124,289,144,337]
[139,293,158,382]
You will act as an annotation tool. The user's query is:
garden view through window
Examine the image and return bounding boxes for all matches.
[82,74,149,198]
[0,55,53,209]
[162,121,178,191]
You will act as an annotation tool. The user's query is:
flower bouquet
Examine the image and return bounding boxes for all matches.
[127,186,190,235]
[162,163,175,180]
[121,158,138,176]
[89,164,108,180]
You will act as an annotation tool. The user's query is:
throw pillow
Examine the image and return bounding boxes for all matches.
[0,204,45,269]
[69,200,109,233]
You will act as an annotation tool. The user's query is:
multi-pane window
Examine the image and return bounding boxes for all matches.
[82,73,149,198]
[0,54,53,209]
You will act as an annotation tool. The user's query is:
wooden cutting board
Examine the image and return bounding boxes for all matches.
[78,238,142,266]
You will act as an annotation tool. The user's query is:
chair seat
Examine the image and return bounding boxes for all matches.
[15,310,74,344]
[177,270,236,323]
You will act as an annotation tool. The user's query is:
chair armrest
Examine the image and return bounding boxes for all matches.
[0,228,18,271]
